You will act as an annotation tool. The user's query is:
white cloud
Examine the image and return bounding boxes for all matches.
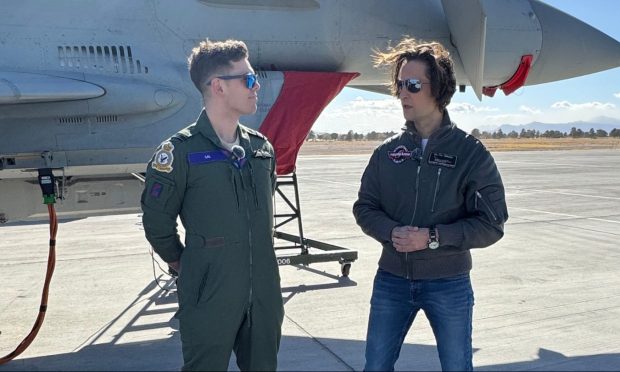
[519,105,542,114]
[614,92,620,98]
[314,96,403,134]
[550,101,616,110]
[314,95,620,134]
[449,102,499,113]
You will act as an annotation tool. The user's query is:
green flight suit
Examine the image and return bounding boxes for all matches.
[141,110,284,371]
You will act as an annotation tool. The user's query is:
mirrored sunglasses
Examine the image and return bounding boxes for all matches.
[396,78,429,94]
[208,73,258,89]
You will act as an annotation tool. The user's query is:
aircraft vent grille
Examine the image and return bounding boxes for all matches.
[58,45,148,74]
[96,115,118,123]
[58,116,84,124]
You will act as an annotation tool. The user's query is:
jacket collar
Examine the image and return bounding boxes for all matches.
[195,109,252,150]
[404,110,455,141]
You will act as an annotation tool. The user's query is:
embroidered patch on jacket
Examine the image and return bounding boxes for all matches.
[152,141,175,173]
[150,182,163,198]
[187,151,228,165]
[428,152,457,168]
[388,145,421,164]
[253,149,272,159]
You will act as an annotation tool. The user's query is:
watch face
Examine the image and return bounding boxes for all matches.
[429,241,440,250]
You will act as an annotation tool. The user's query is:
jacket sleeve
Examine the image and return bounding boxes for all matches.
[352,147,401,244]
[269,142,277,195]
[140,140,187,263]
[437,148,508,249]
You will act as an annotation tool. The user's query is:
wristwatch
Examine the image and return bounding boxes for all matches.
[428,226,440,250]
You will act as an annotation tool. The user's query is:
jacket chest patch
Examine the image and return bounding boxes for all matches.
[388,145,422,164]
[428,152,457,168]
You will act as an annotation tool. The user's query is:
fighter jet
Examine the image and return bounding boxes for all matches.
[1,0,619,223]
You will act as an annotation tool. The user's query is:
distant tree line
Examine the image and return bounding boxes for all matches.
[470,127,620,139]
[306,130,398,141]
[307,127,620,141]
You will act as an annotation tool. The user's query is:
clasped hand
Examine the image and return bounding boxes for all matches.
[391,226,429,252]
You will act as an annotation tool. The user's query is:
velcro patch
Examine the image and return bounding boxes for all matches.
[253,149,272,159]
[188,151,228,165]
[150,182,163,198]
[388,145,421,164]
[428,152,457,168]
[152,141,175,173]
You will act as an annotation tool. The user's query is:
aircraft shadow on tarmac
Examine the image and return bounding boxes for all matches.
[1,277,618,371]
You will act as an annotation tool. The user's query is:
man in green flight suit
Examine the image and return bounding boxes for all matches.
[141,39,284,371]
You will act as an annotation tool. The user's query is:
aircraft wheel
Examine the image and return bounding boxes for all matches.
[341,263,351,277]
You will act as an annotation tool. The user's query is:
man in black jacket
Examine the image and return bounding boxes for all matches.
[353,38,508,371]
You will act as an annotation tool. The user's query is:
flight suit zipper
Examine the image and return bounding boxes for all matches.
[231,168,240,210]
[475,190,498,223]
[431,168,442,212]
[248,162,259,208]
[240,166,254,329]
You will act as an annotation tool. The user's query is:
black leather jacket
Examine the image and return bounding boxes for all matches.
[353,111,508,279]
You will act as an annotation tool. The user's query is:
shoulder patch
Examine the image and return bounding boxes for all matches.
[152,141,175,173]
[243,126,267,140]
[171,128,192,142]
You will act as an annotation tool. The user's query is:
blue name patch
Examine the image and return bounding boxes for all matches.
[188,151,228,165]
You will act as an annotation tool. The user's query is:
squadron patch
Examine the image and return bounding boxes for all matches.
[388,145,421,164]
[152,141,175,173]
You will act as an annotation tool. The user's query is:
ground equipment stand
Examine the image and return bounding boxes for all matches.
[273,172,358,277]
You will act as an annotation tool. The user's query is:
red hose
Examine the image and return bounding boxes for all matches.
[0,204,57,364]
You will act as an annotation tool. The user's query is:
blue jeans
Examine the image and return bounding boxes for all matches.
[365,269,474,371]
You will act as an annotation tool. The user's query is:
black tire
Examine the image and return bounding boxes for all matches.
[341,263,351,277]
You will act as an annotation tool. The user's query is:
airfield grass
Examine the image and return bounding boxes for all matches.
[299,137,620,156]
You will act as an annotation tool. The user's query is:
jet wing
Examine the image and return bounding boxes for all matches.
[0,71,105,104]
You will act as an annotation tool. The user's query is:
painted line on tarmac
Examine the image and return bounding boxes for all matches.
[511,207,620,224]
[507,188,620,201]
[498,160,615,169]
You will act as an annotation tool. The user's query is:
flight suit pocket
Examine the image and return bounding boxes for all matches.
[177,235,230,313]
[142,174,176,211]
[250,155,273,210]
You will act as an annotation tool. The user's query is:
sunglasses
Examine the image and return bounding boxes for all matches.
[396,78,430,94]
[207,72,258,89]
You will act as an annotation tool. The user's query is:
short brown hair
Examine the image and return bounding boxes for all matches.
[373,37,456,112]
[188,39,249,95]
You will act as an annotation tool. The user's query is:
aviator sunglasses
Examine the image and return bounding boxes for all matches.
[396,78,430,94]
[207,72,258,89]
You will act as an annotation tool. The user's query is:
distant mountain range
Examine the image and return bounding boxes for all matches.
[477,116,620,134]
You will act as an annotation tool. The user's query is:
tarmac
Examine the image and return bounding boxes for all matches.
[1,148,619,371]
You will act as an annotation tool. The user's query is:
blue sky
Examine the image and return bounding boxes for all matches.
[313,0,620,134]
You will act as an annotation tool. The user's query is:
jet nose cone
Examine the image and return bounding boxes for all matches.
[527,0,620,85]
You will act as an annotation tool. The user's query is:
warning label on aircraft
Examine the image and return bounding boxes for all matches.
[152,141,175,173]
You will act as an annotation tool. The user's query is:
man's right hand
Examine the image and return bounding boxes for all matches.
[391,226,430,252]
[168,260,181,276]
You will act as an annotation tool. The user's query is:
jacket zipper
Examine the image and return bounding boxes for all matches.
[431,168,442,212]
[475,190,498,223]
[404,165,422,280]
